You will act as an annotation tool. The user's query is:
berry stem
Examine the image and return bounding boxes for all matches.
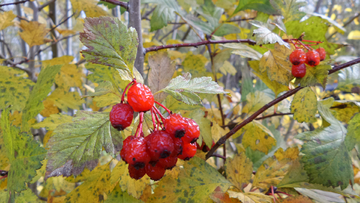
[301,39,322,43]
[275,191,292,197]
[153,106,165,123]
[152,107,163,130]
[297,40,312,50]
[154,101,171,114]
[150,108,157,130]
[121,80,136,102]
[135,112,144,137]
[290,39,299,49]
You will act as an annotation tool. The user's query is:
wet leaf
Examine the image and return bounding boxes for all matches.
[290,87,317,123]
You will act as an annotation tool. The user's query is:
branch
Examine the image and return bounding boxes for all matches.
[0,53,33,76]
[144,39,256,54]
[226,17,256,22]
[38,0,56,11]
[101,0,128,11]
[205,57,360,160]
[48,12,76,33]
[0,0,29,7]
[255,112,293,120]
[141,6,156,20]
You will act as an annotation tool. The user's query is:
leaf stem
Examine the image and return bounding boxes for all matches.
[205,57,360,160]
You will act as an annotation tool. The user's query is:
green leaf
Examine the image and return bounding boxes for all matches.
[233,0,278,16]
[295,64,331,88]
[311,13,346,34]
[220,42,262,60]
[1,109,47,192]
[213,49,232,72]
[0,66,34,111]
[336,57,360,92]
[277,160,309,188]
[105,185,144,203]
[297,102,353,189]
[251,21,290,48]
[242,91,272,114]
[150,0,180,31]
[21,65,62,132]
[271,0,306,23]
[196,0,223,28]
[180,14,214,35]
[345,113,360,150]
[65,162,112,202]
[98,1,117,9]
[148,157,232,202]
[286,16,341,55]
[248,61,288,97]
[160,73,227,105]
[165,95,202,113]
[290,87,317,123]
[80,17,138,75]
[46,111,119,176]
[214,24,240,36]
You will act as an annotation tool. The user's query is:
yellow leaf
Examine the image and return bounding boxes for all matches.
[242,121,276,154]
[43,56,83,89]
[331,101,360,123]
[290,87,317,123]
[219,61,237,76]
[70,0,108,17]
[210,189,241,203]
[279,196,313,203]
[9,111,22,127]
[253,148,294,190]
[43,130,53,146]
[32,113,72,131]
[348,30,360,40]
[211,122,229,143]
[47,89,84,111]
[18,20,48,47]
[65,162,112,202]
[227,190,273,203]
[225,153,253,190]
[242,91,272,114]
[93,93,120,108]
[259,43,295,85]
[40,99,59,117]
[274,147,299,161]
[56,28,77,37]
[182,52,208,77]
[166,39,183,45]
[0,11,16,31]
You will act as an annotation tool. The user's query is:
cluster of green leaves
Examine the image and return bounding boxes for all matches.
[0,0,360,202]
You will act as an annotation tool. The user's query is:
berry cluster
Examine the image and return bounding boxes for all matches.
[289,39,326,78]
[109,79,202,181]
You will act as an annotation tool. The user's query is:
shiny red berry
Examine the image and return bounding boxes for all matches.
[145,162,166,181]
[316,47,326,61]
[172,137,183,156]
[128,164,145,180]
[164,114,188,138]
[306,50,320,66]
[289,49,306,65]
[127,82,154,112]
[125,137,151,169]
[120,136,135,163]
[178,142,197,160]
[158,155,178,169]
[182,118,200,143]
[146,131,174,161]
[109,103,134,131]
[292,64,306,78]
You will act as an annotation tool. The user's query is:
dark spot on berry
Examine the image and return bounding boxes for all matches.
[133,162,145,169]
[175,130,185,138]
[133,157,136,161]
[190,138,198,143]
[149,161,157,167]
[184,157,190,161]
[160,150,170,158]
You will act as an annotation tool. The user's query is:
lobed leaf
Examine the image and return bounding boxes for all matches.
[0,11,16,31]
[251,21,290,49]
[18,20,48,47]
[241,121,276,154]
[290,87,318,123]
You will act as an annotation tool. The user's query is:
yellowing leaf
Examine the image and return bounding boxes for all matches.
[32,113,73,131]
[47,88,84,111]
[290,87,317,123]
[148,157,232,203]
[40,99,59,117]
[18,20,48,47]
[348,30,360,40]
[227,190,273,203]
[105,185,143,203]
[70,0,108,17]
[56,28,77,37]
[43,56,83,89]
[330,101,360,123]
[182,53,208,77]
[242,91,272,114]
[219,61,237,76]
[253,148,295,190]
[259,43,295,85]
[242,121,276,154]
[65,162,112,202]
[225,153,253,190]
[148,52,176,103]
[0,11,16,31]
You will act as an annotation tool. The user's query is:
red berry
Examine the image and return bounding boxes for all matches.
[292,64,306,78]
[127,82,154,112]
[182,118,200,143]
[158,155,178,169]
[196,140,215,152]
[178,142,197,160]
[128,164,145,180]
[145,162,166,181]
[316,47,326,61]
[164,114,188,138]
[289,49,306,65]
[146,131,174,161]
[306,50,320,66]
[120,136,135,163]
[172,137,183,156]
[109,103,134,131]
[125,137,151,169]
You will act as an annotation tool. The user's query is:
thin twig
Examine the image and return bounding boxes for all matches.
[226,17,256,22]
[141,6,156,20]
[101,0,128,10]
[145,39,256,54]
[38,0,56,11]
[0,0,29,7]
[205,57,360,159]
[0,39,14,60]
[48,12,76,33]
[159,24,184,42]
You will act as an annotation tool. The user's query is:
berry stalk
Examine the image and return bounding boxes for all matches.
[121,79,136,102]
[135,112,144,137]
[150,108,157,130]
[153,106,165,123]
[154,101,171,114]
